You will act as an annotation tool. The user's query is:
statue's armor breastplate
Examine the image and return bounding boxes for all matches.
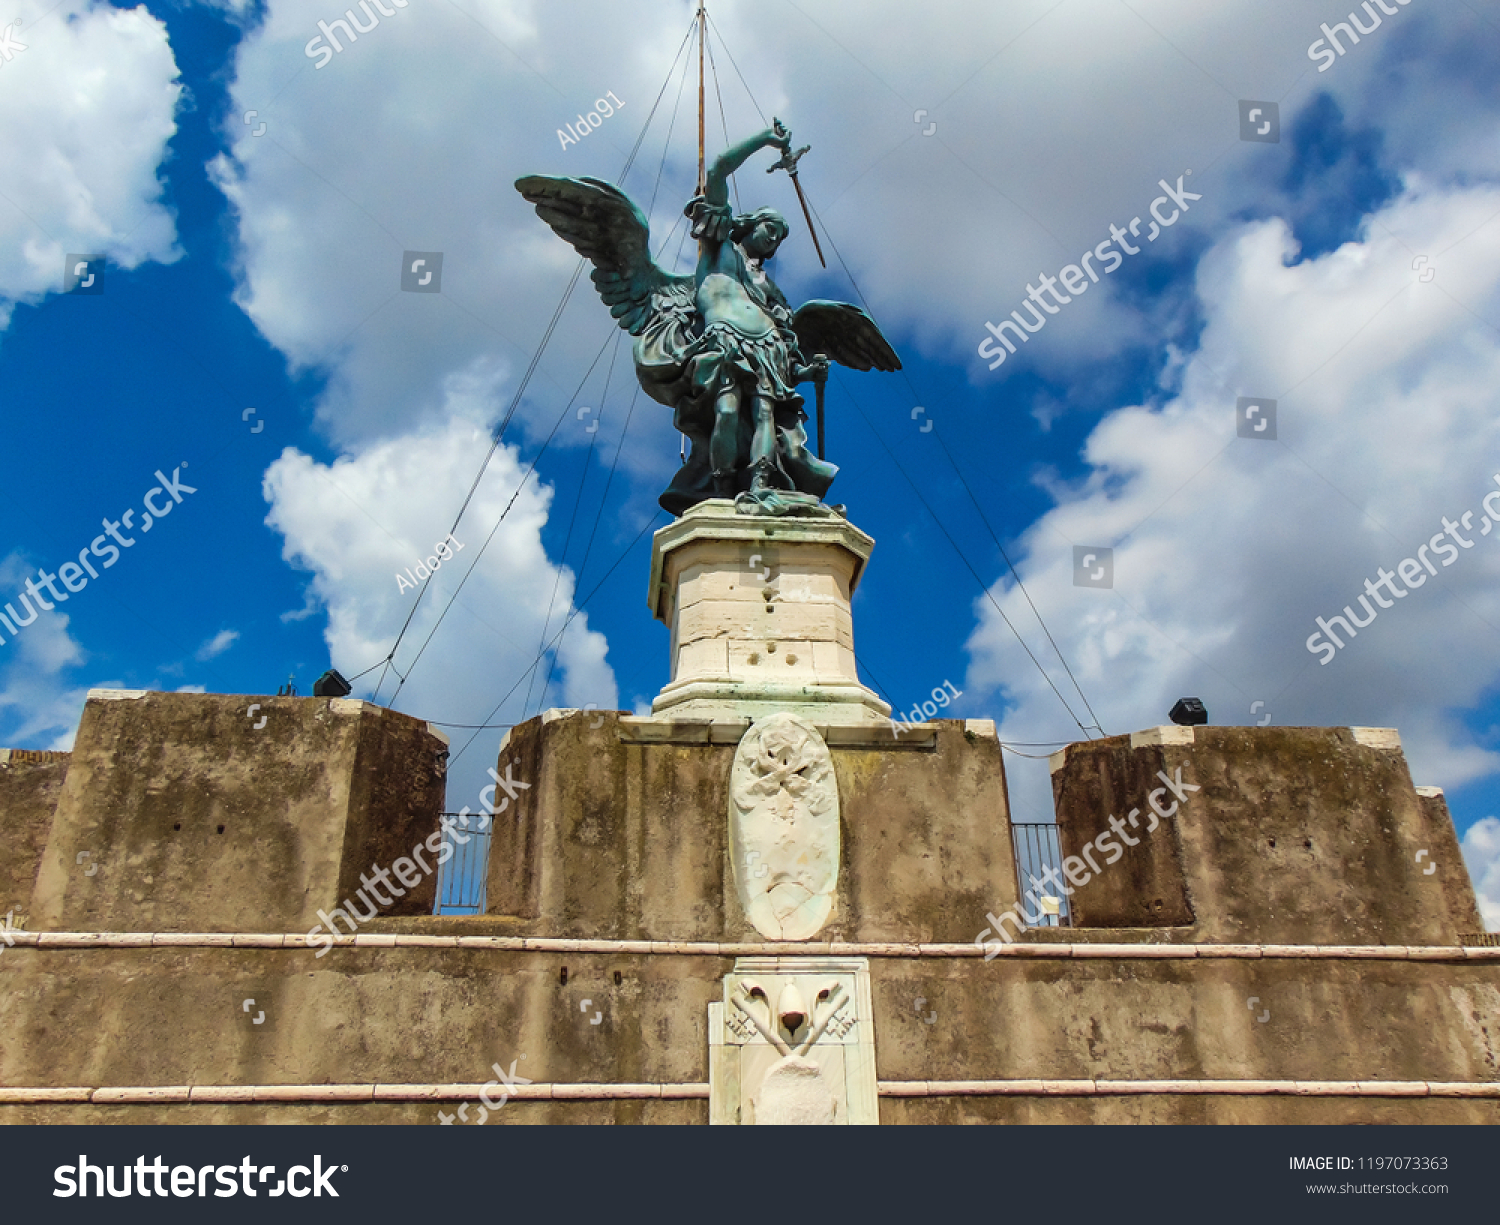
[698,272,775,338]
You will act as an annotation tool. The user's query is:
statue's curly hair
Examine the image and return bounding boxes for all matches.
[730,207,789,245]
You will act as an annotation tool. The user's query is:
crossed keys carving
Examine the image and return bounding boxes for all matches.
[735,723,831,824]
[729,979,850,1056]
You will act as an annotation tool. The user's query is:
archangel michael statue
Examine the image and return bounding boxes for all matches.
[516,119,902,517]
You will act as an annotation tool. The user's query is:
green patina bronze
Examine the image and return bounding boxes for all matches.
[517,120,901,518]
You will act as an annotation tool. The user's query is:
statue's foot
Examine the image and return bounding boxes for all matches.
[747,457,783,495]
[734,488,840,518]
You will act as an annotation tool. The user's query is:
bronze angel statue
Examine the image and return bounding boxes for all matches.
[516,119,901,517]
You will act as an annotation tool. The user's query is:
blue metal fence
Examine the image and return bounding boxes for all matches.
[432,813,1068,924]
[1009,822,1072,927]
[434,812,492,915]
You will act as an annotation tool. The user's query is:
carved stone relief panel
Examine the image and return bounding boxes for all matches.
[708,957,877,1125]
[729,712,839,941]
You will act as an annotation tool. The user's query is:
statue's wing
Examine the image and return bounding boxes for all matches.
[790,300,902,372]
[515,174,694,336]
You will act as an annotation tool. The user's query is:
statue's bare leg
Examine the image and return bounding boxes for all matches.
[748,394,778,491]
[709,387,742,495]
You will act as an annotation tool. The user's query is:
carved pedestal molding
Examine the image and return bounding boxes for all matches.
[708,957,878,1125]
[730,713,840,941]
[646,499,890,724]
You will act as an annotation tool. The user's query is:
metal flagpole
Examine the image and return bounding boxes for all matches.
[685,1,706,463]
[697,2,706,196]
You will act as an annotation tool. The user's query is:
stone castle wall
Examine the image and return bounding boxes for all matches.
[0,749,70,926]
[1049,725,1483,944]
[0,691,1494,1124]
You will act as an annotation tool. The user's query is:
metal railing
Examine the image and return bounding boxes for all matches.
[435,812,492,915]
[433,813,1069,924]
[1010,822,1072,927]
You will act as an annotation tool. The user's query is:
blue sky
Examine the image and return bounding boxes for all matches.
[1,0,1498,926]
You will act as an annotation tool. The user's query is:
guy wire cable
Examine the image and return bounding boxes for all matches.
[447,508,666,764]
[368,15,700,704]
[802,190,1104,739]
[703,24,1101,738]
[522,327,626,719]
[494,31,700,718]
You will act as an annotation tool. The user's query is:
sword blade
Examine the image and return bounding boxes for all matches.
[787,172,827,268]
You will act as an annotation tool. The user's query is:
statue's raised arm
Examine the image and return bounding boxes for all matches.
[688,121,792,246]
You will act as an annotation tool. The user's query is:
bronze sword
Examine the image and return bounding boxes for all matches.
[767,141,827,268]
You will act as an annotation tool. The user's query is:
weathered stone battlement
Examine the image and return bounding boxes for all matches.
[0,688,1493,1124]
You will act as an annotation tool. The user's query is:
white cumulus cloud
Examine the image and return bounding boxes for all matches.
[262,370,618,807]
[1461,816,1500,931]
[0,553,109,751]
[967,179,1500,823]
[195,629,241,661]
[0,0,183,329]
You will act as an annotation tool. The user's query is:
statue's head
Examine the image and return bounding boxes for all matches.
[732,207,789,259]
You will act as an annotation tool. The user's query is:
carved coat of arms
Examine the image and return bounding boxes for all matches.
[729,712,839,940]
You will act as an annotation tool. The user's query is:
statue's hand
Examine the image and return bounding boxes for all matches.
[800,354,830,383]
[771,117,792,152]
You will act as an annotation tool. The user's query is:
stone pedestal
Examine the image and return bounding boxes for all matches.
[647,500,889,724]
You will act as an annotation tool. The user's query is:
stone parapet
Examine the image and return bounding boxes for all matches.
[0,749,69,925]
[24,690,448,934]
[1050,725,1484,945]
[488,709,1013,944]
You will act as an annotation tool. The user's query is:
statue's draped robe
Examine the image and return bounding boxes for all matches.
[636,199,838,515]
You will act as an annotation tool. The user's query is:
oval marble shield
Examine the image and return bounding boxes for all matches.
[729,712,840,940]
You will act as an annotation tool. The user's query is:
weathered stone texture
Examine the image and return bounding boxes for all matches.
[0,945,1493,1124]
[647,501,888,723]
[1052,726,1483,944]
[24,691,446,934]
[488,711,1014,945]
[0,751,69,922]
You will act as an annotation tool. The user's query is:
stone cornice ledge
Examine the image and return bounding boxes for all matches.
[0,1081,1494,1105]
[879,1080,1500,1098]
[7,933,1499,960]
[0,1084,710,1105]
